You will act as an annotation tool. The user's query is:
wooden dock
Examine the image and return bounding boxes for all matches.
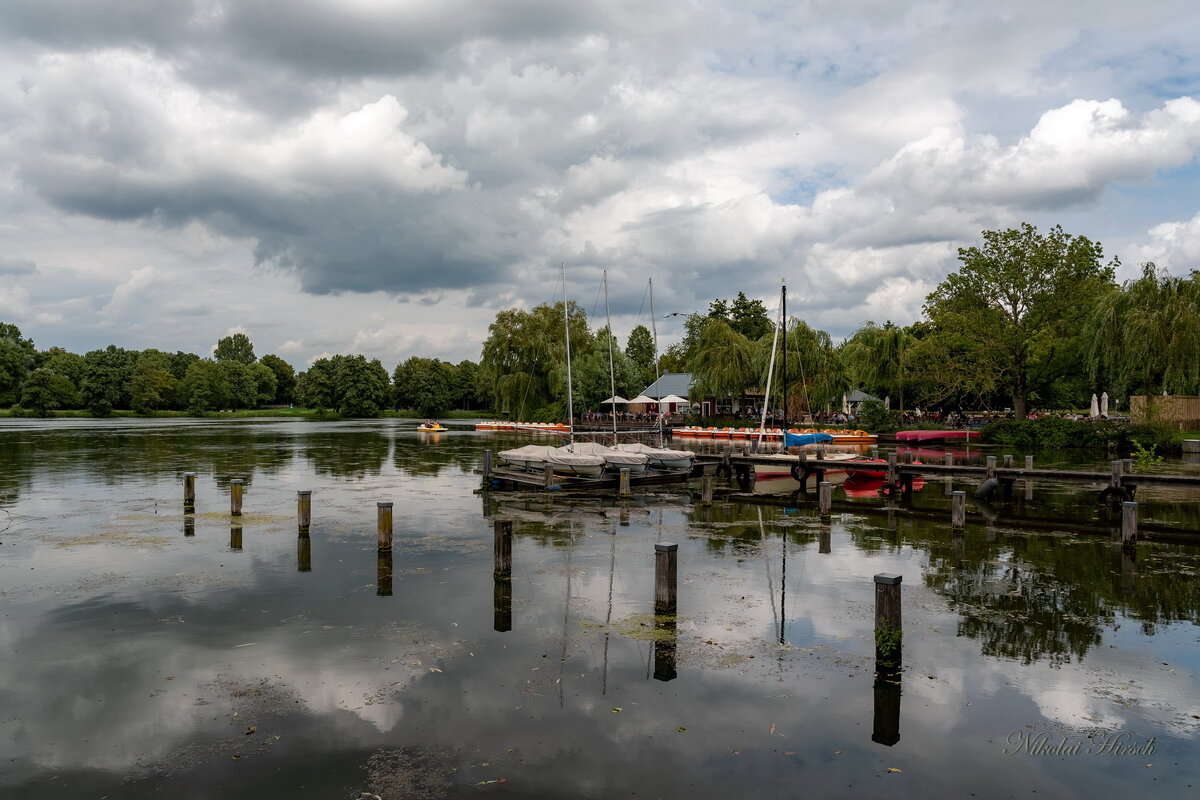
[483,463,710,492]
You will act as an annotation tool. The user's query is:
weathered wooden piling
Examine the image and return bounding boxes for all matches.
[818,481,833,518]
[903,450,914,464]
[619,468,631,496]
[377,550,393,597]
[944,452,954,467]
[1025,455,1034,471]
[655,543,678,614]
[297,533,311,572]
[1110,460,1123,487]
[493,519,513,578]
[886,452,898,486]
[483,449,493,479]
[230,479,244,516]
[985,456,996,480]
[1121,501,1138,547]
[543,465,555,489]
[230,525,243,552]
[183,472,196,510]
[701,475,714,505]
[874,573,902,666]
[1003,454,1013,469]
[870,445,879,459]
[819,526,831,554]
[297,490,312,532]
[377,501,393,550]
[1122,458,1133,475]
[183,516,195,537]
[951,491,966,529]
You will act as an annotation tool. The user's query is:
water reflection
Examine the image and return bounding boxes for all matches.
[493,577,512,632]
[872,662,902,746]
[652,615,677,681]
[297,534,312,573]
[229,524,243,552]
[377,550,393,597]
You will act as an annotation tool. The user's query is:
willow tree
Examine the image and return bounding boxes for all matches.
[479,302,590,420]
[688,318,755,400]
[924,223,1116,418]
[841,321,912,411]
[777,319,844,416]
[1086,263,1200,396]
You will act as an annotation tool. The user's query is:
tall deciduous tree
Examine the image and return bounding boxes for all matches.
[259,354,296,404]
[625,325,656,386]
[394,356,454,416]
[81,346,136,416]
[688,318,754,400]
[479,302,589,420]
[841,321,912,411]
[213,333,256,364]
[923,223,1116,418]
[333,355,390,417]
[0,323,36,406]
[19,368,75,416]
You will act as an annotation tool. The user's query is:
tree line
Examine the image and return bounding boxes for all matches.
[0,330,489,417]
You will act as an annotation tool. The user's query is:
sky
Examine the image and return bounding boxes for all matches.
[1,0,1199,370]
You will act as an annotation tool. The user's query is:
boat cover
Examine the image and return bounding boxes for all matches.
[561,442,649,466]
[784,432,835,447]
[614,443,696,463]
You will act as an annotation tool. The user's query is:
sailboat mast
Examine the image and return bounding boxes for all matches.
[781,282,788,432]
[757,287,783,449]
[604,270,618,441]
[649,277,662,447]
[562,263,575,444]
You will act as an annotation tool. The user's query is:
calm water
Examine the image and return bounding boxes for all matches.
[1,419,1198,799]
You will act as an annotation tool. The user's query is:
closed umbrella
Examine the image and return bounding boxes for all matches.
[1090,393,1099,418]
[842,393,850,414]
[1100,392,1109,416]
[884,396,891,411]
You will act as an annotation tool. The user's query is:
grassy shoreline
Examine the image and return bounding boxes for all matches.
[0,408,491,420]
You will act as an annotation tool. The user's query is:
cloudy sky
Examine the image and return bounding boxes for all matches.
[1,0,1199,369]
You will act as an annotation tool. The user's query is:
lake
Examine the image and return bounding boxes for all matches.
[1,419,1198,798]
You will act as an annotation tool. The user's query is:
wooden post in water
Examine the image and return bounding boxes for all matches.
[482,449,493,479]
[493,519,513,578]
[1121,502,1138,548]
[870,445,879,459]
[701,474,714,505]
[886,452,897,486]
[1025,455,1034,471]
[229,479,244,516]
[1122,458,1133,475]
[818,481,833,518]
[543,464,555,489]
[183,516,195,537]
[183,472,196,510]
[985,456,996,480]
[1110,460,1123,488]
[817,445,827,461]
[874,573,902,666]
[619,468,631,496]
[297,533,311,572]
[1003,454,1013,469]
[903,450,914,464]
[297,490,311,533]
[951,491,966,529]
[655,543,678,614]
[819,525,831,553]
[377,502,393,550]
[943,452,953,467]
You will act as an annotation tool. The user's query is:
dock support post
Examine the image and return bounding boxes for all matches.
[377,550,393,597]
[886,452,898,486]
[870,445,879,459]
[230,479,243,516]
[543,464,555,490]
[701,475,714,505]
[903,450,914,464]
[1110,460,1123,488]
[483,449,492,479]
[819,481,832,518]
[1002,454,1013,469]
[655,543,678,614]
[985,456,996,480]
[1122,458,1133,475]
[1025,455,1034,471]
[943,453,953,467]
[183,472,196,510]
[493,519,513,578]
[619,468,631,496]
[297,490,311,533]
[951,491,966,529]
[1121,502,1138,548]
[874,573,902,666]
[377,502,393,551]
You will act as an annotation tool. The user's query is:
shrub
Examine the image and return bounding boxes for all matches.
[981,417,1181,452]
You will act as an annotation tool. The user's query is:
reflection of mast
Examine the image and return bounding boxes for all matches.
[779,520,787,644]
[758,509,781,643]
[558,521,573,708]
[562,262,575,444]
[602,523,616,695]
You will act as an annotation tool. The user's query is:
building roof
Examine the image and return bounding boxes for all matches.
[640,372,693,399]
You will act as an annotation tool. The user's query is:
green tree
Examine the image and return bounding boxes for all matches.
[453,359,486,410]
[688,318,755,400]
[259,354,296,404]
[923,223,1116,418]
[334,355,390,417]
[213,333,256,364]
[81,346,136,415]
[39,347,86,394]
[179,359,230,414]
[19,368,75,416]
[394,356,453,416]
[841,321,912,411]
[129,351,178,414]
[728,292,773,340]
[625,325,656,385]
[479,302,590,420]
[296,359,336,412]
[573,328,643,411]
[1086,263,1200,396]
[0,323,36,406]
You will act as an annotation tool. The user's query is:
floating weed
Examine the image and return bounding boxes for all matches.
[195,511,291,525]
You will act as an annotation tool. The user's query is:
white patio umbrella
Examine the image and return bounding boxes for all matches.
[627,395,657,405]
[1090,393,1099,418]
[842,393,850,414]
[884,396,891,410]
[600,396,628,405]
[1100,392,1109,416]
[658,394,689,405]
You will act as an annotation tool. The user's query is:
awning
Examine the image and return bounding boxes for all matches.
[600,396,628,404]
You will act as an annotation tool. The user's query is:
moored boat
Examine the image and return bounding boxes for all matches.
[561,441,650,473]
[614,442,696,470]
